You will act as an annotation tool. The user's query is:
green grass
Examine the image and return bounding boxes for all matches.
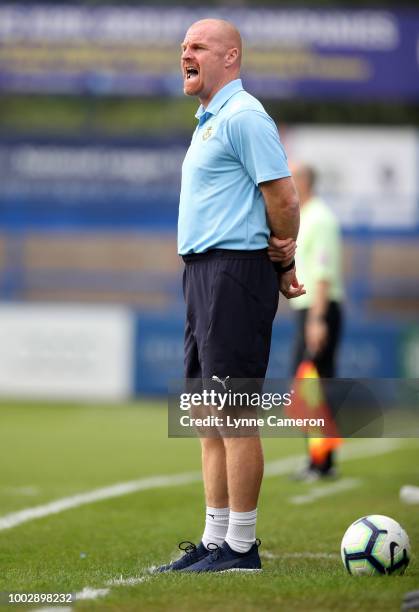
[0,400,417,611]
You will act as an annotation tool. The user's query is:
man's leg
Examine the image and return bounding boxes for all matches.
[156,269,216,572]
[201,254,276,555]
[222,436,263,553]
[183,252,277,571]
[201,437,228,507]
[185,260,231,550]
[224,436,263,511]
[200,437,230,548]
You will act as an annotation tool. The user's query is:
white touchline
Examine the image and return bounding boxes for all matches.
[106,575,149,586]
[261,551,339,560]
[289,477,362,505]
[58,576,149,607]
[0,472,201,531]
[69,550,339,604]
[75,587,110,600]
[0,439,403,532]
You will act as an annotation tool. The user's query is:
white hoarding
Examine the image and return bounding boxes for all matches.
[0,304,134,400]
[283,126,418,229]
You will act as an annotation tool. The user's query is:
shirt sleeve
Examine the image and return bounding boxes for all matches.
[310,217,340,282]
[224,109,291,185]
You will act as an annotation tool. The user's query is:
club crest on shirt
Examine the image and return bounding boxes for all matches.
[202,125,213,141]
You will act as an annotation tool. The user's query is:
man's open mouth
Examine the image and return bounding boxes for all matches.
[186,67,199,79]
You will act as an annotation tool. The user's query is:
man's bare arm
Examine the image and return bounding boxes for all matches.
[259,176,305,299]
[309,279,329,322]
[259,176,300,248]
[267,237,296,264]
[305,280,330,356]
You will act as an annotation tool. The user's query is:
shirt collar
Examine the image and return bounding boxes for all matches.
[195,79,244,125]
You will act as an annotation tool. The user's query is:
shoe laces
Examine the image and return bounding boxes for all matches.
[207,539,261,562]
[206,542,222,563]
[178,541,197,557]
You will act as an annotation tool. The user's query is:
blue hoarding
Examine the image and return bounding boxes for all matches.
[134,313,404,395]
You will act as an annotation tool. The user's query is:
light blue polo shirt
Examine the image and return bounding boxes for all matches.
[178,79,291,255]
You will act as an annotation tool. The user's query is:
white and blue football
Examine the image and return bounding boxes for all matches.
[341,514,410,576]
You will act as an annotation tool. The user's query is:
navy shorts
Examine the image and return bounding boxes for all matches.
[182,249,279,381]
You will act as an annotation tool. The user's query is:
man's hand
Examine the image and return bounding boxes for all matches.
[268,236,296,264]
[278,268,305,299]
[305,318,328,356]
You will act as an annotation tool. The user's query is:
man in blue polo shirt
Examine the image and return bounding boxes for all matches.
[158,18,304,573]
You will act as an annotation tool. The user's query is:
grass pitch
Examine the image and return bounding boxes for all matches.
[0,400,418,611]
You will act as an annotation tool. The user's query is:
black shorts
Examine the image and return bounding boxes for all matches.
[182,249,279,381]
[292,301,343,378]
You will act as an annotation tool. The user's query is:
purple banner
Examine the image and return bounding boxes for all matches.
[0,6,418,99]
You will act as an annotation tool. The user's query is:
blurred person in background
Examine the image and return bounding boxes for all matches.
[269,162,344,481]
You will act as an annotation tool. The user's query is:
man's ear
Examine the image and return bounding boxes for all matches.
[225,47,239,67]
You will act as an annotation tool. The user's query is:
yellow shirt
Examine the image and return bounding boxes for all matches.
[291,196,344,310]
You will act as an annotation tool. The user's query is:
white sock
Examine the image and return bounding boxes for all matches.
[225,509,257,553]
[202,506,229,548]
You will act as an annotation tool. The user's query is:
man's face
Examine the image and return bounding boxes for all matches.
[180,23,226,104]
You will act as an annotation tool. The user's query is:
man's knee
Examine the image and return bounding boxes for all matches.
[200,437,225,452]
[223,436,263,452]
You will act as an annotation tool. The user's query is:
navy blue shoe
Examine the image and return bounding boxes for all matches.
[156,541,210,572]
[182,540,262,572]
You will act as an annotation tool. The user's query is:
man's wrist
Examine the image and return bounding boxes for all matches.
[273,259,295,274]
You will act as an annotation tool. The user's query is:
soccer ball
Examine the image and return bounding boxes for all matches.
[341,515,410,576]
